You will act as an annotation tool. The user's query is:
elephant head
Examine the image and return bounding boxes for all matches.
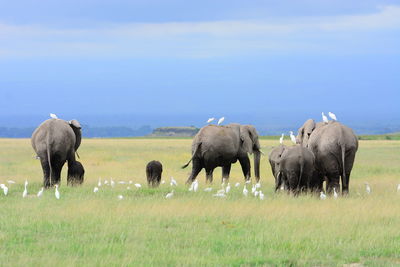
[69,119,82,151]
[67,160,85,185]
[296,119,316,147]
[239,125,261,179]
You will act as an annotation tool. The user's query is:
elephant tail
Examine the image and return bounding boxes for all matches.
[297,160,304,193]
[46,132,53,186]
[341,144,347,190]
[182,142,201,169]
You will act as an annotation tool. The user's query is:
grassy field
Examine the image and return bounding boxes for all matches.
[0,138,399,266]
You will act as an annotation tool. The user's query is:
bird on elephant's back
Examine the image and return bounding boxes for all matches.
[297,119,358,194]
[182,123,262,184]
[31,118,85,188]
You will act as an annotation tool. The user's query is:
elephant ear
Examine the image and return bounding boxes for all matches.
[240,125,255,154]
[69,119,82,151]
[69,120,81,129]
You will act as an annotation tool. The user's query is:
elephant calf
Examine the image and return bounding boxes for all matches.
[146,160,163,187]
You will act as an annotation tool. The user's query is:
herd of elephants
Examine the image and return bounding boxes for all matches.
[31,116,358,195]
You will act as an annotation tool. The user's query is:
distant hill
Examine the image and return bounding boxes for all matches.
[151,127,199,137]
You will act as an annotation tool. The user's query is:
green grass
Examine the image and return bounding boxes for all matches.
[0,138,399,266]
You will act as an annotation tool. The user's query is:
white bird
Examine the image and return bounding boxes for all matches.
[165,191,174,199]
[204,187,213,192]
[7,180,16,184]
[127,186,131,190]
[118,181,126,184]
[55,184,60,199]
[397,184,400,192]
[333,188,338,199]
[134,183,142,188]
[129,180,133,184]
[50,113,58,119]
[189,180,197,191]
[245,180,251,184]
[207,117,215,124]
[37,187,44,197]
[235,182,240,187]
[161,180,166,184]
[243,186,248,197]
[322,112,329,123]
[225,183,231,193]
[104,180,109,185]
[365,183,371,194]
[328,112,337,121]
[22,180,28,198]
[170,177,177,186]
[251,185,256,194]
[98,178,102,187]
[118,195,124,200]
[213,192,226,198]
[259,191,265,200]
[221,178,226,187]
[110,178,115,187]
[217,117,225,125]
[93,187,99,193]
[320,191,326,200]
[193,180,199,192]
[254,190,259,197]
[289,131,297,144]
[280,185,284,191]
[216,189,225,195]
[0,184,8,196]
[279,133,284,144]
[255,182,261,189]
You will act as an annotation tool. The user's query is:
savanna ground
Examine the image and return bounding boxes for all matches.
[0,138,399,266]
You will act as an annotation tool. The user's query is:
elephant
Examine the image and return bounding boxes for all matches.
[31,118,84,187]
[268,145,287,187]
[146,160,163,187]
[297,120,358,194]
[182,123,261,184]
[276,145,320,194]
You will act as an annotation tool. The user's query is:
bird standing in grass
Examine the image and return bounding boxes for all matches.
[37,187,44,197]
[165,190,174,199]
[328,112,337,121]
[279,133,284,144]
[320,191,326,200]
[118,195,124,200]
[98,178,102,187]
[22,180,28,198]
[55,184,60,199]
[134,183,142,188]
[333,188,338,199]
[217,117,225,125]
[289,131,297,144]
[170,177,177,186]
[204,187,213,192]
[243,185,248,197]
[0,184,8,196]
[322,112,329,123]
[225,183,231,193]
[365,183,371,194]
[259,191,265,200]
[235,182,240,187]
[93,187,99,193]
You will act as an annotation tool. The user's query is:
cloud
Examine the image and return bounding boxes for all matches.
[0,5,399,58]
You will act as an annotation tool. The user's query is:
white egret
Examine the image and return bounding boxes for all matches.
[207,118,215,124]
[235,182,240,187]
[322,112,329,123]
[225,183,231,193]
[93,187,99,193]
[289,131,296,144]
[165,191,174,199]
[0,184,8,196]
[204,187,213,192]
[365,183,371,194]
[22,180,28,198]
[217,117,225,125]
[110,178,115,187]
[98,178,102,187]
[213,192,226,198]
[254,190,259,197]
[50,113,58,119]
[170,177,177,186]
[7,180,16,184]
[188,182,194,191]
[280,185,284,191]
[255,182,261,189]
[259,191,265,200]
[243,186,248,197]
[251,185,256,194]
[328,112,337,121]
[333,188,338,199]
[118,195,124,200]
[221,178,226,187]
[37,187,44,198]
[320,191,326,200]
[279,134,284,144]
[134,183,142,188]
[55,184,60,199]
[129,180,133,184]
[193,180,199,192]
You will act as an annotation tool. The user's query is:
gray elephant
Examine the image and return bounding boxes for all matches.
[297,119,358,194]
[31,118,84,187]
[276,145,319,194]
[182,123,261,184]
[146,160,163,187]
[268,145,286,187]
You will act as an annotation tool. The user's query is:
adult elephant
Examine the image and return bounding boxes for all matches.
[32,118,85,187]
[182,123,261,184]
[297,120,358,194]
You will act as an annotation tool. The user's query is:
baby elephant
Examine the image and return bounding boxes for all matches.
[146,160,163,187]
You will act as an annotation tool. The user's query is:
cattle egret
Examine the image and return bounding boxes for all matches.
[251,185,256,194]
[165,191,174,199]
[221,178,226,187]
[289,131,296,144]
[322,112,329,123]
[280,185,284,191]
[213,192,226,198]
[243,186,248,197]
[217,117,225,125]
[37,187,44,198]
[118,195,124,200]
[170,177,177,186]
[320,191,326,200]
[235,182,240,187]
[55,184,60,199]
[7,180,16,184]
[225,183,231,193]
[110,178,115,187]
[98,178,102,187]
[279,134,284,144]
[129,180,133,184]
[397,184,400,192]
[259,191,265,200]
[22,180,28,198]
[254,190,259,197]
[134,183,142,188]
[0,184,8,196]
[207,118,215,124]
[188,180,195,191]
[127,186,131,190]
[333,188,338,199]
[328,112,337,121]
[161,180,166,184]
[193,180,199,192]
[365,183,371,194]
[50,113,58,119]
[204,187,213,192]
[255,182,261,189]
[93,187,99,193]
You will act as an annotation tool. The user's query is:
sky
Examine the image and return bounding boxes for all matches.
[0,0,399,131]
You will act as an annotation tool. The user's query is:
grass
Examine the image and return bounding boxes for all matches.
[0,138,399,266]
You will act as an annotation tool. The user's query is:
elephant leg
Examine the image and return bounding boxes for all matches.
[51,160,64,186]
[222,164,231,183]
[40,158,51,188]
[342,151,356,194]
[186,158,202,184]
[239,156,251,182]
[326,171,340,194]
[205,168,214,184]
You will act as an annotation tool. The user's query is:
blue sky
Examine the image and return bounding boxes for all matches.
[0,0,399,129]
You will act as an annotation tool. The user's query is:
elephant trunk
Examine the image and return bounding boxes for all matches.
[254,150,261,182]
